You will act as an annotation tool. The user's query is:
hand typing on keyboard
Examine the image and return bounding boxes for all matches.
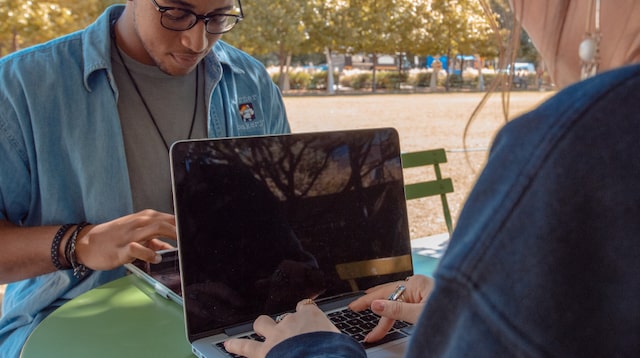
[224,276,436,358]
[224,298,339,358]
[348,274,435,343]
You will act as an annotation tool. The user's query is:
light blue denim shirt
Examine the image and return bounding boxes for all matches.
[0,6,289,357]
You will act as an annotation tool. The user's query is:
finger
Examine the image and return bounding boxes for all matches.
[253,315,277,337]
[132,221,177,241]
[291,299,340,334]
[146,238,176,251]
[132,209,176,223]
[363,316,396,343]
[364,281,400,294]
[296,298,318,311]
[370,299,422,324]
[404,275,435,303]
[224,337,265,358]
[348,283,399,311]
[122,211,176,240]
[126,242,162,264]
[122,210,176,232]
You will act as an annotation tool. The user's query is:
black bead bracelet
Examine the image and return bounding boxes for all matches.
[67,222,91,279]
[51,224,74,270]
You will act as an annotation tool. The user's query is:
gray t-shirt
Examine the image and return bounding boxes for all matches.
[111,43,207,213]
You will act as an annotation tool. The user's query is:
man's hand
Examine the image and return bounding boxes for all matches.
[75,209,176,270]
[349,275,434,343]
[224,299,339,358]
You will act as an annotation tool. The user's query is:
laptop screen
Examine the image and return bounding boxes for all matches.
[170,128,412,340]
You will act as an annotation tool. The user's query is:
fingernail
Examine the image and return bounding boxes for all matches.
[153,254,162,264]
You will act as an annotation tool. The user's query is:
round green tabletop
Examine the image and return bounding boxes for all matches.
[21,274,192,358]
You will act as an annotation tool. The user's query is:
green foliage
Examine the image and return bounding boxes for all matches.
[0,0,123,56]
[340,73,372,90]
[411,72,432,87]
[289,72,312,90]
[226,0,505,91]
[448,74,464,88]
[0,0,537,91]
[309,71,328,90]
[375,72,409,89]
[307,71,340,90]
[269,68,541,92]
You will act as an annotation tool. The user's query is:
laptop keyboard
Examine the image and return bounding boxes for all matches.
[215,308,412,357]
[329,308,412,348]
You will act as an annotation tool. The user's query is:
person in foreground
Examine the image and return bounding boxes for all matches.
[225,0,640,356]
[0,0,289,356]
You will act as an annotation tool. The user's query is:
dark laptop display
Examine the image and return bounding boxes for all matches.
[170,128,412,343]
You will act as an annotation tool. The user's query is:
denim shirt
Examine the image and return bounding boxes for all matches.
[0,6,289,356]
[252,64,640,357]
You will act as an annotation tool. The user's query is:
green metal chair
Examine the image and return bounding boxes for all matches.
[401,148,454,235]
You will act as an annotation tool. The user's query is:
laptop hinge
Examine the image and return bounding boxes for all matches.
[225,322,254,337]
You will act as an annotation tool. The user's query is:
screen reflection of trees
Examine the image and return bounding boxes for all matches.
[177,129,409,267]
[181,130,402,202]
[174,129,411,332]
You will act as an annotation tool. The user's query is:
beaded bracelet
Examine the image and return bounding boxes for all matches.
[66,222,92,279]
[64,224,78,268]
[51,224,74,270]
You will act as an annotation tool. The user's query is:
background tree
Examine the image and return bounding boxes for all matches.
[0,0,535,93]
[224,0,308,90]
[0,0,121,56]
[302,0,356,93]
[426,0,497,90]
[346,0,411,92]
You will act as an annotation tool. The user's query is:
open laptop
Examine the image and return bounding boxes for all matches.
[125,248,183,304]
[170,128,414,358]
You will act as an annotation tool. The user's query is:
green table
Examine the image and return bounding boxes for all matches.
[21,252,439,358]
[21,274,192,358]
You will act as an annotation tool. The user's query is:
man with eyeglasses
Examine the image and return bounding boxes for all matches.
[0,1,289,356]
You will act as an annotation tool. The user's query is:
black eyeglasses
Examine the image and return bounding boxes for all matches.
[149,0,243,34]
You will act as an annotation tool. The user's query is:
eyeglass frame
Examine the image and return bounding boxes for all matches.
[148,0,244,34]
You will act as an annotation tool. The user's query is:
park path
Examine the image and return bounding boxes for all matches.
[284,91,552,239]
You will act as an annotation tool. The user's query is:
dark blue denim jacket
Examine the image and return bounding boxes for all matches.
[0,6,289,357]
[410,63,640,357]
[267,63,640,357]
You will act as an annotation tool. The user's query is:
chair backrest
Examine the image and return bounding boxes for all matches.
[335,254,413,291]
[401,148,454,235]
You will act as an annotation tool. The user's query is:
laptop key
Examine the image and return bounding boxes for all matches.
[346,318,366,326]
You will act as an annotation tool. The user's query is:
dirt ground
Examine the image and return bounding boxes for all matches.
[0,91,553,310]
[283,91,553,239]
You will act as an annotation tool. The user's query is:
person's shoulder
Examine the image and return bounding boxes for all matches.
[212,40,267,72]
[0,30,84,71]
[0,6,116,73]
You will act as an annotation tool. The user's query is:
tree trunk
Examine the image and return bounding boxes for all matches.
[371,53,378,93]
[277,43,288,91]
[325,47,335,94]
